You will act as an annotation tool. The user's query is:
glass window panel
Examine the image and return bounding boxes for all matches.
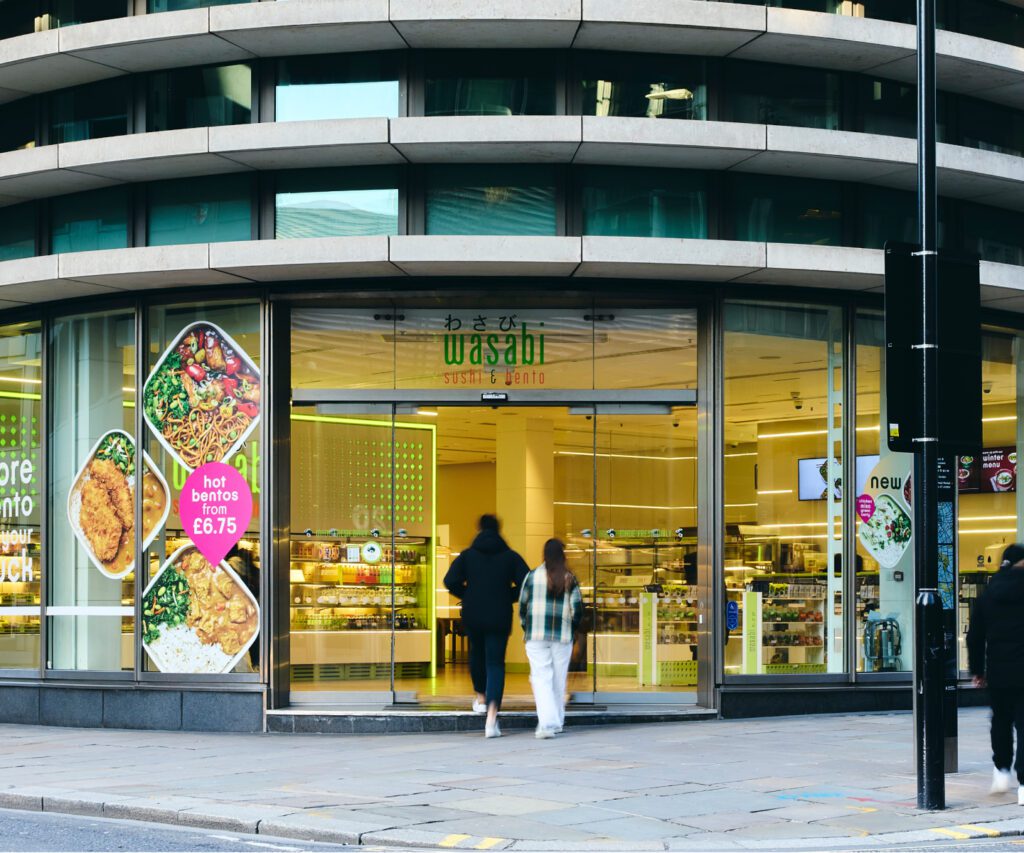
[425,52,556,116]
[723,302,846,676]
[0,98,36,154]
[729,175,844,246]
[853,311,914,673]
[51,0,125,26]
[48,309,135,672]
[0,321,42,671]
[955,0,1024,49]
[578,52,706,120]
[148,174,252,246]
[0,0,37,39]
[148,63,252,132]
[580,167,707,239]
[958,331,1018,672]
[148,0,248,10]
[959,98,1024,158]
[593,310,698,391]
[50,187,130,254]
[424,165,557,236]
[857,186,915,250]
[50,78,130,144]
[722,61,840,130]
[143,300,262,675]
[961,203,1024,267]
[275,168,400,238]
[0,204,36,262]
[276,53,400,122]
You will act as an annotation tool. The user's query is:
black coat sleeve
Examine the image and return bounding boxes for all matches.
[966,591,989,677]
[444,554,468,600]
[509,552,530,600]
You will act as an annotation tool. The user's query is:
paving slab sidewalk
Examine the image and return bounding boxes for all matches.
[0,708,1021,851]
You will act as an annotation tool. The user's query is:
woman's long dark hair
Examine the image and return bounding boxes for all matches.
[543,538,573,597]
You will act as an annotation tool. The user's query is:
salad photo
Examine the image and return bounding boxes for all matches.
[67,430,170,580]
[143,544,260,674]
[143,322,261,471]
[859,494,912,569]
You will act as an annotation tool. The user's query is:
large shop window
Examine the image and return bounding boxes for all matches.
[276,53,400,122]
[424,166,557,236]
[147,63,252,132]
[50,187,130,255]
[48,310,135,672]
[424,52,557,117]
[275,168,400,239]
[50,78,131,145]
[580,167,707,239]
[0,322,42,671]
[578,53,707,120]
[723,302,846,676]
[142,301,261,675]
[148,175,252,246]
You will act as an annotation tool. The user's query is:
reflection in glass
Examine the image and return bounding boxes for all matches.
[50,187,130,254]
[48,309,135,672]
[148,175,252,246]
[276,54,400,122]
[723,302,845,676]
[275,168,399,238]
[579,53,706,120]
[729,174,843,246]
[581,167,707,239]
[0,322,42,670]
[425,166,557,236]
[425,52,556,116]
[148,63,252,131]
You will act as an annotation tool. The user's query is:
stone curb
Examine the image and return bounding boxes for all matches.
[1,790,1022,851]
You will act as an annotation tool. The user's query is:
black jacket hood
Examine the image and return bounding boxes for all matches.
[471,529,509,555]
[990,567,1024,604]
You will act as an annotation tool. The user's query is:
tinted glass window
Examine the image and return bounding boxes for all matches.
[147,174,252,246]
[425,165,557,235]
[50,78,130,144]
[148,0,248,10]
[276,53,400,121]
[857,186,915,249]
[276,168,400,238]
[579,52,706,120]
[148,64,251,131]
[425,52,556,116]
[50,187,129,254]
[962,202,1024,266]
[581,167,707,238]
[959,98,1024,157]
[956,0,1024,48]
[0,203,36,261]
[0,0,37,39]
[729,174,843,245]
[723,61,840,130]
[52,0,125,26]
[0,99,36,153]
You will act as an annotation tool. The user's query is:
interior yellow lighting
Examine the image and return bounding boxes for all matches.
[725,451,758,458]
[556,451,697,461]
[960,515,1017,522]
[758,429,827,439]
[982,415,1017,423]
[0,390,41,401]
[754,522,829,529]
[0,376,40,385]
[554,501,697,511]
[958,527,1017,535]
[756,489,793,495]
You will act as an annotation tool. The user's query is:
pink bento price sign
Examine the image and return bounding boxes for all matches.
[179,462,252,566]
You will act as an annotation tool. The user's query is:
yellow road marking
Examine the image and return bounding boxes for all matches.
[930,828,971,840]
[958,824,1000,837]
[845,806,878,813]
[475,839,504,850]
[439,835,471,848]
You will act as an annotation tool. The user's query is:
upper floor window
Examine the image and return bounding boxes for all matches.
[50,187,130,254]
[147,63,252,132]
[147,0,249,10]
[276,53,401,122]
[424,52,557,117]
[275,168,400,238]
[578,53,707,121]
[0,203,36,261]
[722,61,840,131]
[147,174,252,246]
[580,167,708,239]
[424,165,557,235]
[0,99,36,154]
[50,78,130,144]
[728,174,843,245]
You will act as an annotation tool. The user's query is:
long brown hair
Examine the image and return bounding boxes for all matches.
[543,538,573,597]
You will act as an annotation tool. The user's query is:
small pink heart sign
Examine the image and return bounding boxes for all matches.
[179,462,252,566]
[856,494,876,523]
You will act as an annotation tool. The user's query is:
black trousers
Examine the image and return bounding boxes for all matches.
[989,687,1024,783]
[468,631,508,709]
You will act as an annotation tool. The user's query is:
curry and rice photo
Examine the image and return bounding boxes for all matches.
[143,545,260,674]
[67,430,170,580]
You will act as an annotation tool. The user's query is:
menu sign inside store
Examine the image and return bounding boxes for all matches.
[957,448,1017,493]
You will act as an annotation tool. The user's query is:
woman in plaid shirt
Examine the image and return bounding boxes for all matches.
[519,539,584,739]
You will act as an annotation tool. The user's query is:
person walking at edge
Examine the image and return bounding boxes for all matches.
[519,538,583,739]
[968,542,1024,804]
[444,514,529,738]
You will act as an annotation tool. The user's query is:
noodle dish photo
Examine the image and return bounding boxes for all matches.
[143,321,261,471]
[67,429,171,580]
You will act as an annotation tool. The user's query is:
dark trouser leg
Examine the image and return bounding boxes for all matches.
[483,632,509,710]
[468,632,486,696]
[990,687,1015,772]
[1013,690,1024,785]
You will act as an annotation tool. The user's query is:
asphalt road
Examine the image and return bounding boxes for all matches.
[0,809,359,852]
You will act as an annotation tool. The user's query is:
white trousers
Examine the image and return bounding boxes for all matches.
[525,639,573,731]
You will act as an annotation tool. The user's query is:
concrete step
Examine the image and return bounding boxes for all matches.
[266,704,717,734]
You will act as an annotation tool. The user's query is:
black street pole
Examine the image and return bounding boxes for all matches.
[914,0,945,811]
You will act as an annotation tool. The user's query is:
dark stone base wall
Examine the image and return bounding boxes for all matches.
[0,686,264,732]
[719,684,987,718]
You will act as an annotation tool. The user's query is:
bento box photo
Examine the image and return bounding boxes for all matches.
[67,429,171,580]
[142,543,260,674]
[142,321,261,472]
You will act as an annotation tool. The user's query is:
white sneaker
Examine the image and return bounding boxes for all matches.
[535,727,555,739]
[472,699,486,714]
[553,724,563,734]
[992,767,1014,794]
[484,720,501,738]
[1018,785,1024,806]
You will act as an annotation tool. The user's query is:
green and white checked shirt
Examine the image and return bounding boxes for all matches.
[518,563,584,644]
